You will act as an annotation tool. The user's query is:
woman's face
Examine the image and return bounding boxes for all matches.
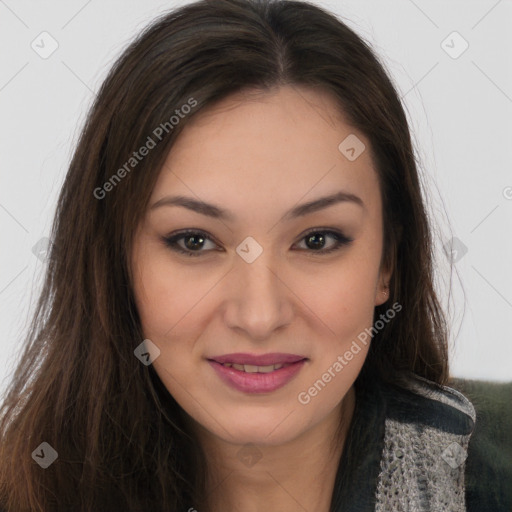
[131,85,391,447]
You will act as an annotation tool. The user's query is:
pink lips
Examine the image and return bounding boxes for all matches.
[207,353,308,393]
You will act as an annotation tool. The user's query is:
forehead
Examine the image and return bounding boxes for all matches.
[152,85,380,219]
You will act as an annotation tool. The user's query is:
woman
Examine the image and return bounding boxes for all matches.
[0,0,508,510]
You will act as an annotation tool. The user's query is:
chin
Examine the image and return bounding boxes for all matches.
[215,419,305,447]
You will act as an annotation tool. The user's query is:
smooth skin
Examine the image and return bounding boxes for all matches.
[131,85,392,512]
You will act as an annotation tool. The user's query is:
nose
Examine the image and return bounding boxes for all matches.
[223,250,294,341]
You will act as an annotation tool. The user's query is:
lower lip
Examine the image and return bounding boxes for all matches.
[208,359,307,393]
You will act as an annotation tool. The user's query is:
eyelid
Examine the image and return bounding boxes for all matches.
[297,226,351,242]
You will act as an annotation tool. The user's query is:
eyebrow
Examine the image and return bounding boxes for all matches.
[149,190,365,222]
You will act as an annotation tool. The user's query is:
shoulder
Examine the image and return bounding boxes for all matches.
[336,373,511,512]
[378,373,512,512]
[448,377,512,512]
[382,372,476,434]
[372,373,475,511]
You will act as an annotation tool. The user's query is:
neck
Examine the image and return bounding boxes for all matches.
[191,386,356,512]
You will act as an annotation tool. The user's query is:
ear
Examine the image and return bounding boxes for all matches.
[375,224,401,306]
[374,262,392,307]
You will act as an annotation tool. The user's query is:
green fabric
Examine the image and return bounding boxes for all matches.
[448,377,512,512]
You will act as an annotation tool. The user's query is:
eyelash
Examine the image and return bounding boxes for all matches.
[161,228,353,258]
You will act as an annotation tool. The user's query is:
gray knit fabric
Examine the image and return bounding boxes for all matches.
[375,374,476,511]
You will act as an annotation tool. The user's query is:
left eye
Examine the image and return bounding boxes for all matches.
[294,230,353,253]
[162,229,353,258]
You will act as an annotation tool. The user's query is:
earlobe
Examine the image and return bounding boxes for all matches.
[375,262,393,306]
[374,286,390,307]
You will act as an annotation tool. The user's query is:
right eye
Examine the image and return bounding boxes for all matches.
[162,229,220,257]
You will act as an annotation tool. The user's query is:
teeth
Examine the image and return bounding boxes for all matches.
[222,362,286,372]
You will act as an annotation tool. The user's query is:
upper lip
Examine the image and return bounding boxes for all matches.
[208,353,307,366]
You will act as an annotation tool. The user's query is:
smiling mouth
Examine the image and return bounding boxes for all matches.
[217,362,297,373]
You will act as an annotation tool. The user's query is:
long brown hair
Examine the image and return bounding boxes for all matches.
[0,0,451,510]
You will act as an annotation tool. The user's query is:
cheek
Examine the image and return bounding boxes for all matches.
[132,250,214,339]
[299,259,379,337]
[131,254,205,397]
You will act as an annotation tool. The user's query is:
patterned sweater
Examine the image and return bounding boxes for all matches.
[330,372,512,511]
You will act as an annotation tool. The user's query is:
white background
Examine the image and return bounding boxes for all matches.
[1,0,511,400]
